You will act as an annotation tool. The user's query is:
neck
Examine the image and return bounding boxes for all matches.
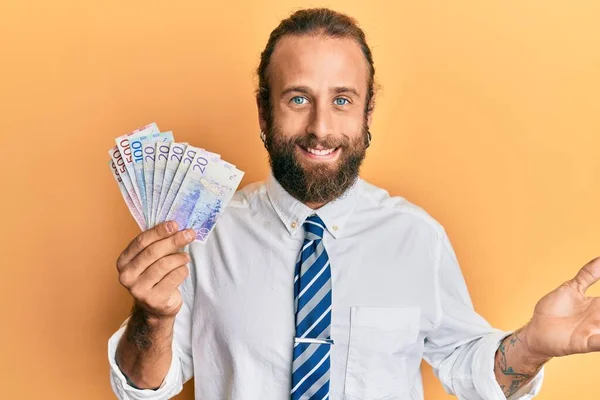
[304,201,328,210]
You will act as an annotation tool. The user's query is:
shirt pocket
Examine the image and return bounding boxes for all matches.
[344,305,421,400]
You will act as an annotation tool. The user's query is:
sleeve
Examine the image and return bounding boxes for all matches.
[107,253,195,400]
[422,228,544,400]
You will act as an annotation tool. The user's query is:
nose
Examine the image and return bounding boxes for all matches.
[305,102,333,140]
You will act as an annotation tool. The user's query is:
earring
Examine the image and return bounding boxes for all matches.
[366,130,372,149]
[260,130,268,149]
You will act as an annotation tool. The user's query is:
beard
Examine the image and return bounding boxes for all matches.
[265,121,368,205]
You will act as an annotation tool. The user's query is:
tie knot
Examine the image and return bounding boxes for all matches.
[304,214,325,239]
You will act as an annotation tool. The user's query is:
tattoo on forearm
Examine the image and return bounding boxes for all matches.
[496,328,542,398]
[126,303,153,351]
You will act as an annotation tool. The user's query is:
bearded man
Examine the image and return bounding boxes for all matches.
[108,7,600,400]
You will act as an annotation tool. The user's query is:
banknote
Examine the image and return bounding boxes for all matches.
[109,145,143,215]
[127,124,162,222]
[108,160,146,230]
[151,141,172,227]
[156,145,201,223]
[142,131,174,227]
[159,147,222,224]
[186,164,244,243]
[156,142,187,221]
[114,122,159,205]
[165,149,222,231]
[142,141,157,228]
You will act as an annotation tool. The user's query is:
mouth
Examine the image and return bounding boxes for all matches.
[296,145,341,161]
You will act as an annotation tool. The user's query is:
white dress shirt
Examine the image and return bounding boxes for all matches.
[108,173,545,400]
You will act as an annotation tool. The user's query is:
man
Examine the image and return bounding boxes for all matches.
[108,8,600,400]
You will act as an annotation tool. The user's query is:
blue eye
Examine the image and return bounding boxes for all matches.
[292,96,306,105]
[335,98,349,106]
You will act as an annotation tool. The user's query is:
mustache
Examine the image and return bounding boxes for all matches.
[291,133,350,149]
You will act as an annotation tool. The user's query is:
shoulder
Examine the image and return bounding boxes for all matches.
[355,177,446,240]
[226,180,267,209]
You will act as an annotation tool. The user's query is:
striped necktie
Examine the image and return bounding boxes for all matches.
[291,214,333,400]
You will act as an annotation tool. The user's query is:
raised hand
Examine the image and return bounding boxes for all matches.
[523,256,600,359]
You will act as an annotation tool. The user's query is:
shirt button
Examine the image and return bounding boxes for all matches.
[291,221,297,229]
[332,225,338,231]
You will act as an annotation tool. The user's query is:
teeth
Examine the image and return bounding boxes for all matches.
[306,147,336,156]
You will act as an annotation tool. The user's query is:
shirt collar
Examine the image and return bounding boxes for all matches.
[266,172,359,239]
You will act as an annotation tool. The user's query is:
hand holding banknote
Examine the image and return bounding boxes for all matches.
[110,123,244,389]
[116,221,195,319]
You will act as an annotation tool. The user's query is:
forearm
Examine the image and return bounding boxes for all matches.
[115,302,176,390]
[494,324,550,398]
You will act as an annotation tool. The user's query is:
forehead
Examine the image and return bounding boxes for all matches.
[268,34,369,96]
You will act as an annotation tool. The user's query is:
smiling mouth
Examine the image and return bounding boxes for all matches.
[297,145,341,160]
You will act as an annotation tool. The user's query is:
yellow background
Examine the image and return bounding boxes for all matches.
[1,0,598,398]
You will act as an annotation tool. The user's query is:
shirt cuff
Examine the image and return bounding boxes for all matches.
[107,323,184,400]
[471,330,545,400]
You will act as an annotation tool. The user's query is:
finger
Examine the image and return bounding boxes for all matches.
[117,221,178,269]
[570,256,600,294]
[152,265,190,295]
[125,229,195,278]
[134,252,190,291]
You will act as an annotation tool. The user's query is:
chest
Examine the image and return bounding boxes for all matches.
[191,219,439,347]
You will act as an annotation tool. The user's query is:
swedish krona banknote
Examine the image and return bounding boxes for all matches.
[108,122,244,243]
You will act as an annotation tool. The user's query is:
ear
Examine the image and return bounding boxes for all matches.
[366,100,374,129]
[256,97,267,132]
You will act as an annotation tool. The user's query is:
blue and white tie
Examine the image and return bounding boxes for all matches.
[291,214,333,400]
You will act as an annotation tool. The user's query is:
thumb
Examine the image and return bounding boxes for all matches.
[570,257,600,295]
[587,333,600,352]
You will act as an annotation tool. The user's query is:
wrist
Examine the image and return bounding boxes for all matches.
[145,313,176,329]
[518,323,553,366]
[131,302,176,327]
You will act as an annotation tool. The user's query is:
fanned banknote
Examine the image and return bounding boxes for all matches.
[109,159,146,230]
[121,123,161,222]
[165,149,223,232]
[107,123,244,243]
[185,163,243,243]
[156,142,187,220]
[151,141,172,227]
[142,131,174,227]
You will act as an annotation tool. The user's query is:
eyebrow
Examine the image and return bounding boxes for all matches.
[280,85,360,98]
